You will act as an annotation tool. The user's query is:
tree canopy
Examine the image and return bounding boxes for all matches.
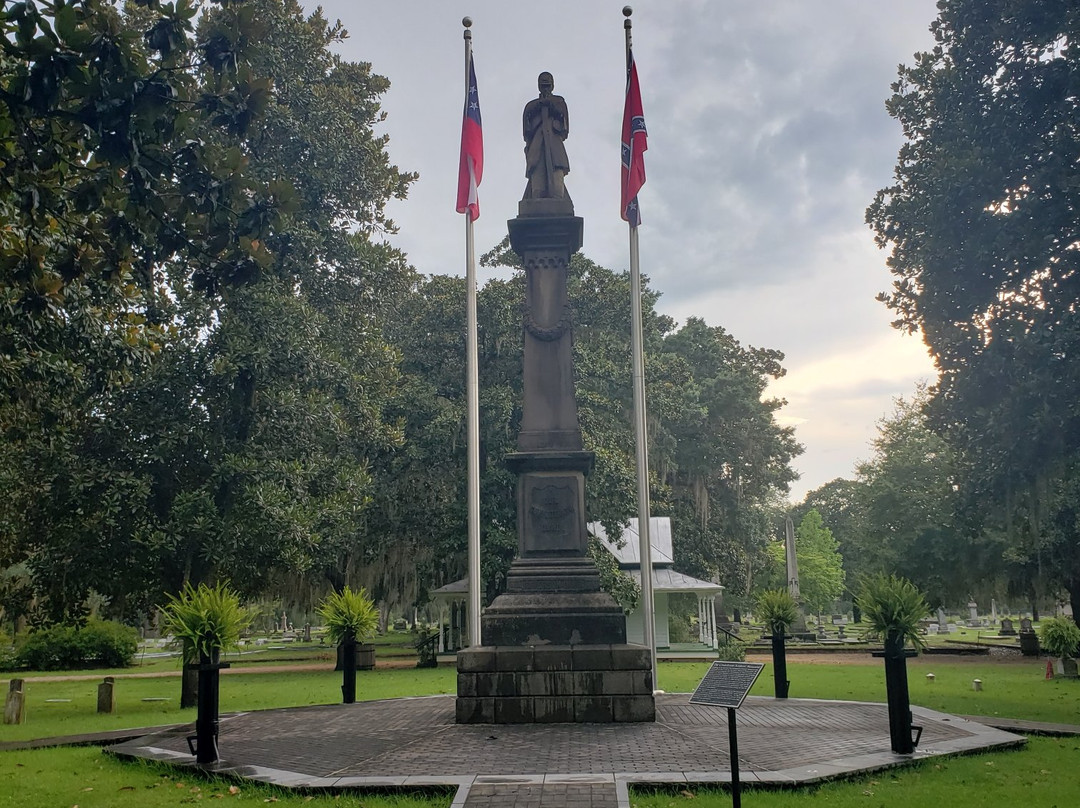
[0,0,803,629]
[866,0,1080,617]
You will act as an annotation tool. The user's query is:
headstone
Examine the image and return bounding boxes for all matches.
[991,599,998,623]
[937,607,951,634]
[1020,617,1033,633]
[280,611,288,632]
[999,617,1016,636]
[4,679,25,725]
[733,608,742,624]
[928,623,939,635]
[968,600,978,623]
[97,677,115,714]
[838,625,846,639]
[831,614,846,625]
[303,623,312,642]
[816,626,828,640]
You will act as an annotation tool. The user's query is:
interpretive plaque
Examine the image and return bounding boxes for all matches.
[690,661,764,709]
[689,661,764,808]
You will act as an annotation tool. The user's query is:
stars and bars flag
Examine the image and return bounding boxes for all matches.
[621,49,647,227]
[456,54,484,221]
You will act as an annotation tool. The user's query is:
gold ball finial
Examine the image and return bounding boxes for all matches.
[462,17,472,28]
[623,6,633,17]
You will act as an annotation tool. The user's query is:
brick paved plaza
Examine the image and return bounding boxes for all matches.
[108,694,1024,807]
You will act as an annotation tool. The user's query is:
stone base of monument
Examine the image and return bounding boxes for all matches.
[456,643,655,724]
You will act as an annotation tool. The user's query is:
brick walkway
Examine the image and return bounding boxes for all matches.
[107,694,1025,807]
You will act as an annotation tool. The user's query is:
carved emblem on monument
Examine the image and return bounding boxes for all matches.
[528,484,574,547]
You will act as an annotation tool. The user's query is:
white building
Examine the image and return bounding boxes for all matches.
[587,517,724,649]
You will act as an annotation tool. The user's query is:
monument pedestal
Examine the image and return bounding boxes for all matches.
[454,199,655,724]
[456,643,654,724]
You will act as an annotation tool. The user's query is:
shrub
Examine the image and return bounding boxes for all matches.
[716,639,747,662]
[1039,616,1080,659]
[317,586,378,645]
[78,619,139,667]
[756,589,798,635]
[13,620,139,670]
[161,582,252,661]
[856,574,930,651]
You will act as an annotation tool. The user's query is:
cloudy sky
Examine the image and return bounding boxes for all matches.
[307,0,941,501]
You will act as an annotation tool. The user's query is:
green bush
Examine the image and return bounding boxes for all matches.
[317,586,378,645]
[13,620,139,670]
[756,589,798,634]
[856,574,930,651]
[78,619,139,667]
[160,581,252,661]
[1039,616,1080,658]
[716,640,747,662]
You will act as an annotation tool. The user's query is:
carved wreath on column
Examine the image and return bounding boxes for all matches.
[523,303,571,341]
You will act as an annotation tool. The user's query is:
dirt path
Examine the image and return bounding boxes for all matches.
[2,657,423,685]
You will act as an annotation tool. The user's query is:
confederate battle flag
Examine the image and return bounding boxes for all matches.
[456,54,484,221]
[621,49,647,227]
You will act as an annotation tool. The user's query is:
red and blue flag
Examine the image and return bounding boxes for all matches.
[456,54,484,221]
[621,49,647,227]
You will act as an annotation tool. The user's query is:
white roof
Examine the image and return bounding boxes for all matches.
[629,568,723,594]
[431,566,721,599]
[587,517,674,568]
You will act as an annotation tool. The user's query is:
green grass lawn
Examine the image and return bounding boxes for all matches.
[630,735,1078,807]
[0,746,451,808]
[1,654,1078,807]
[661,655,1080,724]
[3,655,1077,742]
[0,666,458,741]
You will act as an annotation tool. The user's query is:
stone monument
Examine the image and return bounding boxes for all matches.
[455,73,655,724]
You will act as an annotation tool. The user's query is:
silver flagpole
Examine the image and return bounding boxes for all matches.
[624,6,657,693]
[463,17,482,648]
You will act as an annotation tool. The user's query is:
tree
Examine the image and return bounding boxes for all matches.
[385,246,801,612]
[796,478,869,601]
[855,391,964,606]
[0,0,416,621]
[766,509,845,617]
[0,0,287,621]
[866,0,1080,617]
[658,318,801,596]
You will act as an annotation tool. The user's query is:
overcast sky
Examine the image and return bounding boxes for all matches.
[307,0,940,501]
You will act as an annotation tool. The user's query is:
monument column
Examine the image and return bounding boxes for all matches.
[455,72,654,724]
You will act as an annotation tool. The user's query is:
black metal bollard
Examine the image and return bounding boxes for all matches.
[341,635,357,704]
[770,633,790,699]
[882,633,915,754]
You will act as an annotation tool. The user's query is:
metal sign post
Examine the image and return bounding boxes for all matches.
[690,661,765,808]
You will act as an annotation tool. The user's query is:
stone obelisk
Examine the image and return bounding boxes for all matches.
[785,516,808,635]
[455,73,655,724]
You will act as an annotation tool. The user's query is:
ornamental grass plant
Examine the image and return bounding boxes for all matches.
[856,573,930,650]
[317,586,379,645]
[160,582,252,661]
[755,589,798,634]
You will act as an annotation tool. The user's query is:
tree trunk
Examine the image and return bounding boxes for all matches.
[1068,579,1080,626]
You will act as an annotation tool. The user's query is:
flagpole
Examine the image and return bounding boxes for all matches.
[624,6,657,693]
[463,17,482,649]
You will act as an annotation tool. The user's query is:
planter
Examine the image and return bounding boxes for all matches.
[335,642,376,671]
[1055,657,1078,678]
